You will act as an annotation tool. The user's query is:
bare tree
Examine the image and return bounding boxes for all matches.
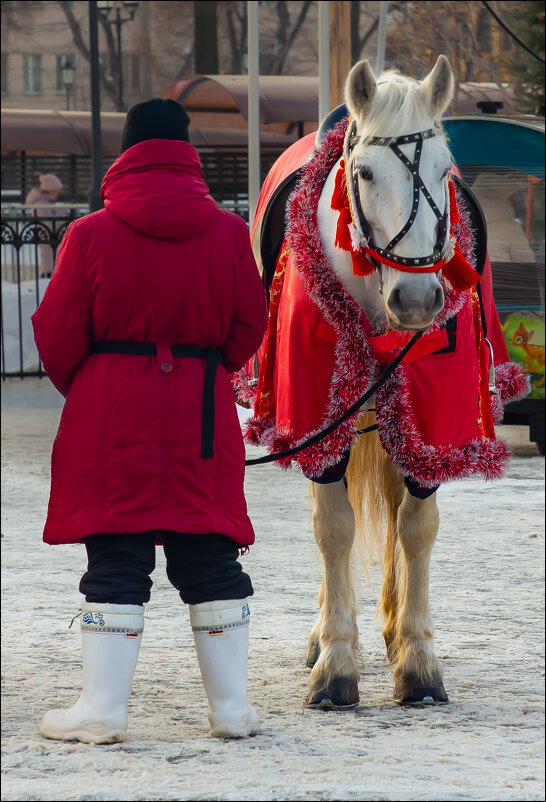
[385,1,520,111]
[262,1,313,75]
[224,1,247,73]
[221,1,313,76]
[150,2,195,83]
[194,0,219,74]
[57,0,120,109]
[1,0,42,35]
[350,1,380,64]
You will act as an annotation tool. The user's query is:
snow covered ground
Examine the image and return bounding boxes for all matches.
[1,279,49,375]
[1,391,544,801]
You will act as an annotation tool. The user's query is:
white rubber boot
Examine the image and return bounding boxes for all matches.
[39,602,144,744]
[189,598,258,738]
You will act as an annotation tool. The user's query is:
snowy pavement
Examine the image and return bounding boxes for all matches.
[1,392,545,801]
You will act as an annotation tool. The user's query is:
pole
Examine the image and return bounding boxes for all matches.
[247,0,260,230]
[116,6,124,112]
[318,0,330,123]
[329,1,351,110]
[88,1,103,213]
[375,1,389,77]
[140,1,152,98]
[65,85,70,111]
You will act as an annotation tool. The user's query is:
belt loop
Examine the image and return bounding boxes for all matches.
[201,348,221,459]
[157,343,173,375]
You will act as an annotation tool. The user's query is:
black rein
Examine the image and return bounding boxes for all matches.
[244,328,424,466]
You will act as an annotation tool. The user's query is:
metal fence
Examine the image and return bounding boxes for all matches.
[1,147,284,218]
[1,145,287,379]
[1,207,86,378]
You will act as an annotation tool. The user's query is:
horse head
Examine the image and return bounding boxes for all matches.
[345,56,454,330]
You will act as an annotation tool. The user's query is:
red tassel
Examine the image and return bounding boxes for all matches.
[448,180,459,226]
[442,242,481,291]
[335,206,353,251]
[331,160,376,276]
[351,248,376,277]
[331,163,347,212]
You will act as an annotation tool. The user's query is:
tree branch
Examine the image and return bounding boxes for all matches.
[271,0,312,74]
[56,0,119,108]
[359,17,379,54]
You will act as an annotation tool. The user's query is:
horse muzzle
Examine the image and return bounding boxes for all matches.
[385,281,444,330]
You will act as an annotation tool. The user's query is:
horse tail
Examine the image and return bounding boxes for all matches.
[346,411,391,576]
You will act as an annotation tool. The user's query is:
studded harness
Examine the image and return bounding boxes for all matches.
[345,120,451,273]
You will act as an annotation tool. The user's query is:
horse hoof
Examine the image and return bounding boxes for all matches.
[306,640,321,668]
[394,672,448,706]
[305,677,359,710]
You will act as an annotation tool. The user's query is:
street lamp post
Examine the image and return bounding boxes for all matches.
[97,0,139,112]
[62,57,76,111]
[88,1,103,213]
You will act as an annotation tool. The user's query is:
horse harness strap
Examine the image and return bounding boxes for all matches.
[91,342,222,459]
[349,125,448,270]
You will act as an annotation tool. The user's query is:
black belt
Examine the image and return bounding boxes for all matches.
[91,341,222,459]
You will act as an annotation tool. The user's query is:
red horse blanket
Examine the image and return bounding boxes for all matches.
[235,121,528,485]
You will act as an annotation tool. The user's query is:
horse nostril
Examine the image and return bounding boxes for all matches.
[423,286,444,315]
[387,287,403,315]
[431,285,444,314]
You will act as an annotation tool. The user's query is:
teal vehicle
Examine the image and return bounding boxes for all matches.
[444,115,545,453]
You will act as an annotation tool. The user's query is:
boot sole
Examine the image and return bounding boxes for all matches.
[39,725,127,744]
[209,709,259,738]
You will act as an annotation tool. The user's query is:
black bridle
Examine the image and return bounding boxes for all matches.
[348,125,449,271]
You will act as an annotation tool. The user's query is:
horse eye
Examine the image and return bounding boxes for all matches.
[441,167,450,178]
[359,165,373,181]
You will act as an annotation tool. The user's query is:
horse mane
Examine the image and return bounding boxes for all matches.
[355,69,448,146]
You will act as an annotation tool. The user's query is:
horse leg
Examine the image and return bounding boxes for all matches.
[306,575,323,667]
[379,460,405,663]
[305,480,359,709]
[392,489,448,704]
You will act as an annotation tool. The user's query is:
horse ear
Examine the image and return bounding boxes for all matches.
[345,60,377,120]
[419,55,454,117]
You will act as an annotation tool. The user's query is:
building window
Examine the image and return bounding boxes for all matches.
[56,54,75,94]
[1,53,8,94]
[23,53,42,95]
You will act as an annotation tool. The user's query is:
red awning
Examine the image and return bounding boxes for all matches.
[163,74,320,125]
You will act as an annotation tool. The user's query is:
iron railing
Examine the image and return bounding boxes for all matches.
[1,145,286,378]
[1,207,86,378]
[1,147,284,219]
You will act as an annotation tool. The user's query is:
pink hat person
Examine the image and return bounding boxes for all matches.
[39,174,63,193]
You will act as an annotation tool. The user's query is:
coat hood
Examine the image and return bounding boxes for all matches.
[101,139,217,240]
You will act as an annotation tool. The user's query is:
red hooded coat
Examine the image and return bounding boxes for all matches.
[32,139,267,546]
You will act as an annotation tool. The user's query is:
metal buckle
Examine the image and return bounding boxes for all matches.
[485,338,499,395]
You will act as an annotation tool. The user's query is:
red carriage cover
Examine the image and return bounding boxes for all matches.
[235,121,528,485]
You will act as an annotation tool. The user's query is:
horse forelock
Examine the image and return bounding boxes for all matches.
[352,70,448,146]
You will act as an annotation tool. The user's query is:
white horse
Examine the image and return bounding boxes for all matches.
[304,56,456,708]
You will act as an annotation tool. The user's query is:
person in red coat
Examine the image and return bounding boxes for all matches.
[32,99,267,743]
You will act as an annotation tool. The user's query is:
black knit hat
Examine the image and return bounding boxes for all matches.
[120,98,191,152]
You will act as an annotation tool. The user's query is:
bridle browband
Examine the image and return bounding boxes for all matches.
[347,122,449,271]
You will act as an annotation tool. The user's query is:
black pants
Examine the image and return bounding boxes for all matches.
[79,532,253,606]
